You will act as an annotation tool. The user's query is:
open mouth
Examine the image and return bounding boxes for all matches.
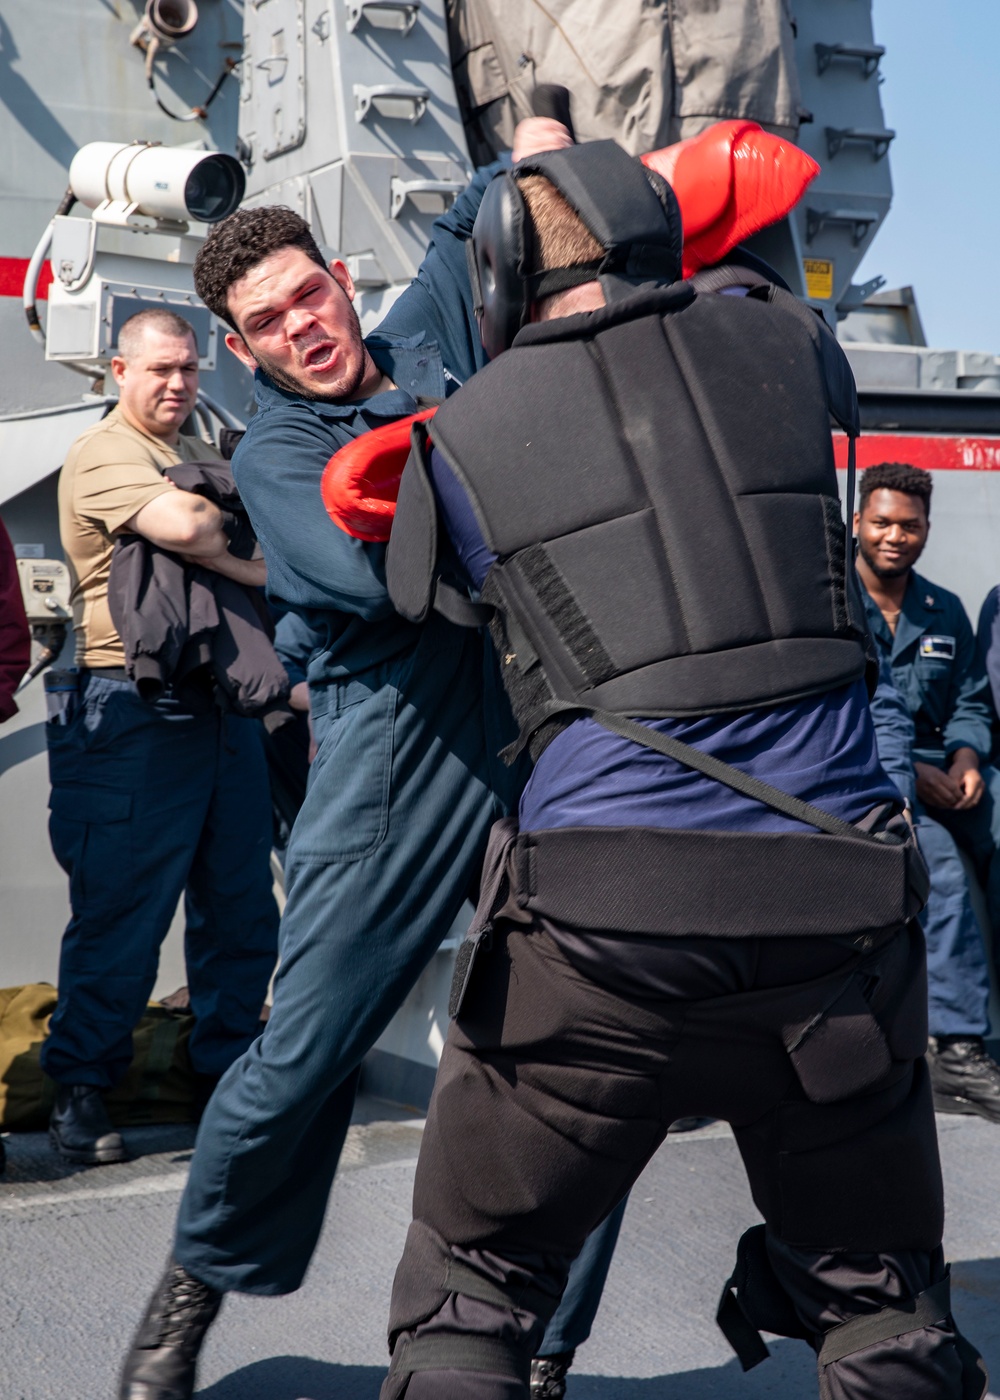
[302,341,338,372]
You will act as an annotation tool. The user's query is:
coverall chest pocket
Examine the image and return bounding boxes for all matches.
[911,652,953,723]
[290,684,396,864]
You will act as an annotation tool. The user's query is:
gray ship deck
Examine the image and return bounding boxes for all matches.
[2,1104,998,1399]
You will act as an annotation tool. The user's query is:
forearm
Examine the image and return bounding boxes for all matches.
[126,487,227,555]
[176,522,232,558]
[192,551,267,587]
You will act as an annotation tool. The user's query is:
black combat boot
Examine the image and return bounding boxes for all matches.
[120,1258,223,1400]
[928,1036,1000,1123]
[530,1350,575,1399]
[49,1084,127,1164]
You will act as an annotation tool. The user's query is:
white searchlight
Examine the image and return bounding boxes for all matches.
[68,141,245,230]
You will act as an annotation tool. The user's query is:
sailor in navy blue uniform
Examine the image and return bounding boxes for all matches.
[855,460,1000,1123]
[119,133,623,1400]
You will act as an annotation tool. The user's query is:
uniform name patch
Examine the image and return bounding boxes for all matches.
[920,635,955,660]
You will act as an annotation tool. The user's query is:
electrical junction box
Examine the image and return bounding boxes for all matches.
[16,559,72,625]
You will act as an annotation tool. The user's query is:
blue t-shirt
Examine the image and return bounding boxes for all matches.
[430,449,900,835]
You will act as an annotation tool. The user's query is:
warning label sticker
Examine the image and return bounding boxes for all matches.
[803,258,834,300]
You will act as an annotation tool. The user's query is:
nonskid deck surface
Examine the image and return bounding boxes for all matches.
[1,1105,998,1400]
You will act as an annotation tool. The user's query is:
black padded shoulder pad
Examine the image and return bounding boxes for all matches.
[385,422,438,624]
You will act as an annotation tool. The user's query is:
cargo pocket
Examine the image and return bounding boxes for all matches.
[783,972,892,1106]
[48,786,134,916]
[290,684,395,863]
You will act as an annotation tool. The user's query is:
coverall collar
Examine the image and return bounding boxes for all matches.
[891,569,945,661]
[251,331,446,422]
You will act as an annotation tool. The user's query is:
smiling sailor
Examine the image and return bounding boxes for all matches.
[855,460,1000,1124]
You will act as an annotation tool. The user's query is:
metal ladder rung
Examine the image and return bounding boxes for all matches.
[815,42,885,77]
[346,1,420,36]
[825,126,895,160]
[390,177,463,220]
[805,207,881,247]
[355,83,429,124]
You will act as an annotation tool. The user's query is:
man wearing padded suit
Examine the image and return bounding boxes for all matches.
[118,121,627,1400]
[377,140,987,1398]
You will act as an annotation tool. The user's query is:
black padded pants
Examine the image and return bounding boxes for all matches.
[382,915,971,1400]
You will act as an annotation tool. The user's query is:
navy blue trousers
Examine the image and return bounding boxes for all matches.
[173,617,620,1351]
[42,673,279,1087]
[916,761,1000,1038]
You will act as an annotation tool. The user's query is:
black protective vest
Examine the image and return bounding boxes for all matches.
[388,278,868,759]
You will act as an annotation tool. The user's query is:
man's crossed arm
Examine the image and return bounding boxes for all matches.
[125,489,267,588]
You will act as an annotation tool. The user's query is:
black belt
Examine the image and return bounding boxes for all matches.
[510,822,925,939]
[81,666,130,681]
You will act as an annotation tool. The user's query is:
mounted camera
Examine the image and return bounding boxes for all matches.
[69,141,244,230]
[23,141,244,373]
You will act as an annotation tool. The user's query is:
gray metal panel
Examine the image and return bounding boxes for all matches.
[240,0,470,302]
[247,0,307,158]
[786,0,893,314]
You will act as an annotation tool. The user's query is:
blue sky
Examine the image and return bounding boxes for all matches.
[855,0,1000,353]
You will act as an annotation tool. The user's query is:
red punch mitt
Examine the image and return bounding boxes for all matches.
[321,407,437,542]
[642,121,820,278]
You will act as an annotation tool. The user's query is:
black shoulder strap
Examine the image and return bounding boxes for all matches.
[589,707,885,843]
[433,579,493,628]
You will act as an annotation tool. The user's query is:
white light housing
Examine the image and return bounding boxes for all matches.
[69,141,245,227]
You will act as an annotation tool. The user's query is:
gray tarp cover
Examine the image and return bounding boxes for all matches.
[446,0,802,164]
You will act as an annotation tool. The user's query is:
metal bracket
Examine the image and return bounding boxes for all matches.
[52,217,98,292]
[806,207,881,247]
[346,1,420,35]
[836,275,887,313]
[91,200,188,234]
[256,53,289,83]
[815,42,885,78]
[825,126,895,161]
[346,252,388,287]
[389,176,463,219]
[354,83,429,124]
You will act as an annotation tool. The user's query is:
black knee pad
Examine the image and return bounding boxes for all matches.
[718,1229,989,1399]
[717,1225,812,1369]
[387,1220,457,1349]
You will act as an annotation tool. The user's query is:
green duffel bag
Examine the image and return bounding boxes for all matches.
[0,984,200,1131]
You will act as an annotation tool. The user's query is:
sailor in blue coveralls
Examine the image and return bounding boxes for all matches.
[119,130,622,1400]
[855,460,1000,1122]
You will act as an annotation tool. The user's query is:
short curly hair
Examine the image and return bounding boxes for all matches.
[193,205,327,330]
[859,461,933,519]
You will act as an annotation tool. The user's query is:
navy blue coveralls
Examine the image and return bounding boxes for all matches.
[171,166,621,1352]
[864,571,1000,1037]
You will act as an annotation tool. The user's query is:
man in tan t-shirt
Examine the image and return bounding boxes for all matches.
[44,307,279,1166]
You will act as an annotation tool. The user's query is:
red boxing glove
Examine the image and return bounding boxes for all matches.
[321,407,437,542]
[642,121,820,278]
